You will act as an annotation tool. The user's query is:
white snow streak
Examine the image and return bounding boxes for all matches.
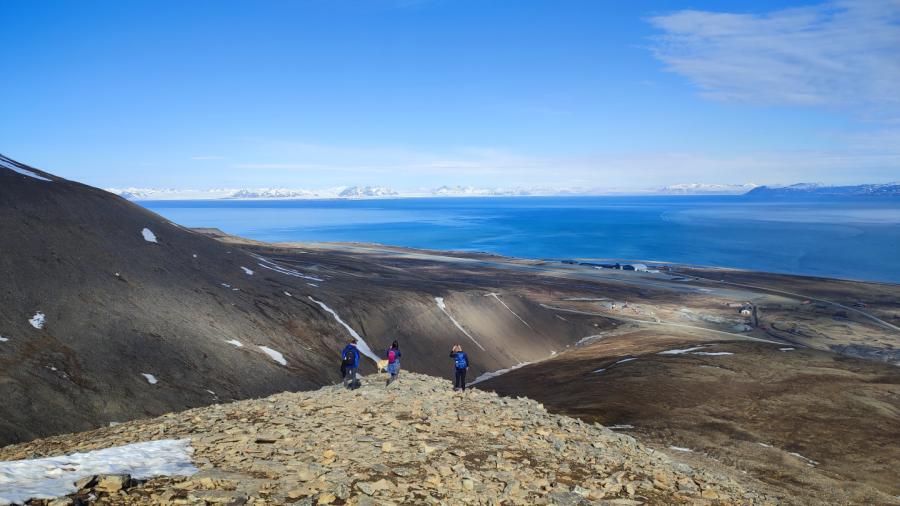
[284,291,292,297]
[435,297,485,351]
[485,293,532,329]
[470,362,533,385]
[669,446,693,453]
[0,159,52,182]
[0,336,8,343]
[0,439,196,505]
[241,266,254,275]
[576,335,604,346]
[254,256,323,282]
[225,339,244,348]
[307,297,380,363]
[788,452,819,466]
[692,351,734,356]
[607,424,635,430]
[658,346,705,355]
[779,347,795,352]
[141,373,158,385]
[141,228,157,243]
[593,357,637,374]
[258,346,287,366]
[29,312,45,329]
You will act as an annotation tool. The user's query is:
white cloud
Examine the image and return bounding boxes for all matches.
[229,142,900,188]
[649,1,900,117]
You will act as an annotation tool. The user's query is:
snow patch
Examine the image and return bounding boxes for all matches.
[788,452,819,466]
[221,283,231,288]
[308,297,380,363]
[607,424,635,430]
[485,293,531,329]
[141,373,158,385]
[658,346,705,355]
[141,228,157,243]
[258,346,287,366]
[692,351,734,356]
[254,256,323,282]
[576,335,604,346]
[283,291,292,297]
[779,347,795,352]
[0,158,52,182]
[0,439,196,505]
[754,442,817,466]
[225,339,244,348]
[0,336,8,343]
[668,446,693,452]
[29,312,45,329]
[240,266,254,275]
[470,362,533,385]
[593,357,637,374]
[435,297,486,351]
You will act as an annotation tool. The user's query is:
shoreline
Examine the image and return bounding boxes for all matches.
[198,229,900,287]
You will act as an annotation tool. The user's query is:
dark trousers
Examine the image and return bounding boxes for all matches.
[454,368,467,390]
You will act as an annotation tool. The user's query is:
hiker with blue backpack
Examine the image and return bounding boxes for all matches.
[385,340,402,386]
[340,339,360,389]
[450,344,469,391]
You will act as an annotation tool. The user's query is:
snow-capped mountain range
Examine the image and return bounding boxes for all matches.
[104,181,898,200]
[658,183,760,195]
[745,182,900,197]
[106,186,401,201]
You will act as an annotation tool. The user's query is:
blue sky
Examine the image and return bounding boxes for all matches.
[2,0,898,190]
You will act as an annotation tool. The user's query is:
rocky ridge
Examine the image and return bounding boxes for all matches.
[1,374,772,505]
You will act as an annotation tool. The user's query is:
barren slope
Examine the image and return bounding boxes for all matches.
[0,374,777,505]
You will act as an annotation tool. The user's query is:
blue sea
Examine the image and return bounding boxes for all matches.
[141,196,900,283]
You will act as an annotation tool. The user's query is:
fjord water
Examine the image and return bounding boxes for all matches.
[142,196,900,283]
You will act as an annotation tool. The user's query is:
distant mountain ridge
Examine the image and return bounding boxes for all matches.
[337,185,398,198]
[658,183,759,195]
[746,182,900,197]
[105,181,899,200]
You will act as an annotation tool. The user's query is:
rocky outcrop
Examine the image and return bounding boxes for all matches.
[2,374,770,505]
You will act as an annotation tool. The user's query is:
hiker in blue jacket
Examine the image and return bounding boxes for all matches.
[450,344,469,391]
[385,340,401,386]
[340,339,360,389]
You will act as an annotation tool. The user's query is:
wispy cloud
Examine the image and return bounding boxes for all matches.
[228,140,900,188]
[648,1,900,118]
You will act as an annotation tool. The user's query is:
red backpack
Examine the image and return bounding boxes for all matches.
[388,350,397,364]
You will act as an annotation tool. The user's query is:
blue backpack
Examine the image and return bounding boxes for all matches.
[454,352,468,369]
